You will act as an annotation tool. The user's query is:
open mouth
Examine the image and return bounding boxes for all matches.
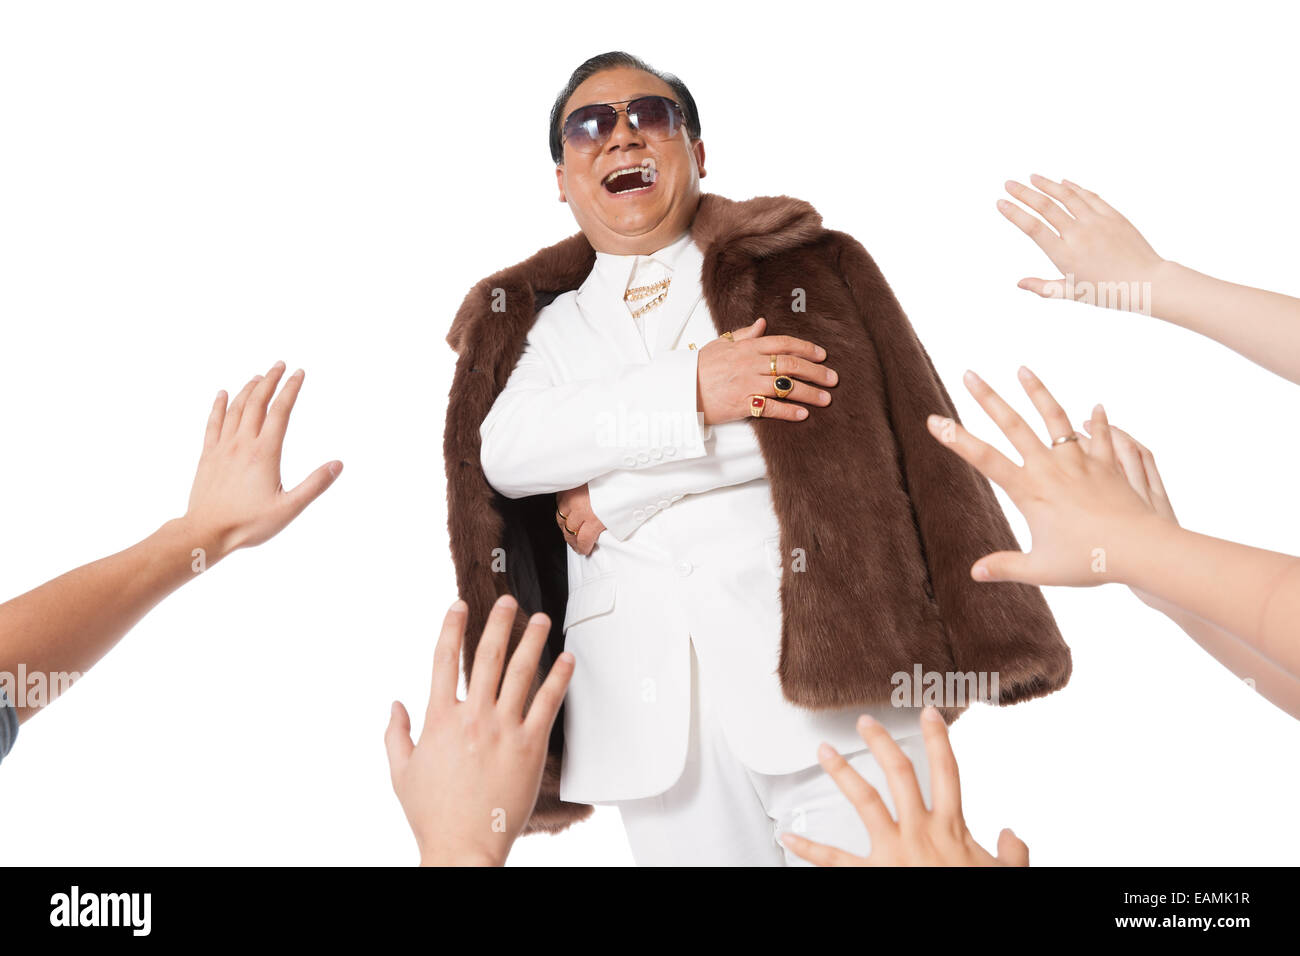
[603,160,657,195]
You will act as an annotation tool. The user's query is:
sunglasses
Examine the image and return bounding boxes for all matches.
[560,95,686,154]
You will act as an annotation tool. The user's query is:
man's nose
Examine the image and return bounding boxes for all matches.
[605,109,643,151]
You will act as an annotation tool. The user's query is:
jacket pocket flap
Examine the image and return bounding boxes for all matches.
[562,575,617,633]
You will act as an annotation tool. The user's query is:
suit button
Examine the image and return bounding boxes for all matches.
[676,560,693,577]
[633,509,646,520]
[664,447,677,457]
[645,504,657,515]
[636,451,650,464]
[651,448,663,459]
[656,498,671,510]
[623,455,637,467]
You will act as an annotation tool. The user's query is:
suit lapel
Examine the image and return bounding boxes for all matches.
[650,239,706,356]
[575,260,651,365]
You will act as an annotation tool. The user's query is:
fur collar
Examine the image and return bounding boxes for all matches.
[445,193,823,361]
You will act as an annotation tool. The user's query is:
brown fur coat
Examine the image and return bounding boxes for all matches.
[444,193,1070,834]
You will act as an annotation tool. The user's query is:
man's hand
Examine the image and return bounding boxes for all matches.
[696,317,837,424]
[384,594,575,867]
[556,484,606,555]
[779,706,1028,867]
[182,361,341,561]
[998,175,1166,307]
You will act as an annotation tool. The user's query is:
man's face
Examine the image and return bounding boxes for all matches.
[555,66,706,255]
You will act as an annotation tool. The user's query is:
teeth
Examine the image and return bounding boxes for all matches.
[604,162,654,185]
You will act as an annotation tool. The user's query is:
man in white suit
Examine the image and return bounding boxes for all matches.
[478,52,929,865]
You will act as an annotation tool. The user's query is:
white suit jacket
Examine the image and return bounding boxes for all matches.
[480,233,923,804]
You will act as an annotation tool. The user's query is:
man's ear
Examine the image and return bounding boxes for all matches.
[555,164,567,202]
[692,139,707,179]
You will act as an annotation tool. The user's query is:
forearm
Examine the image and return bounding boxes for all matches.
[1118,517,1300,677]
[1150,261,1300,385]
[1135,590,1300,720]
[0,516,220,723]
[588,421,767,539]
[480,349,709,498]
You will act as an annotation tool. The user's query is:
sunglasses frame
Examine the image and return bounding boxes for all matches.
[560,95,686,154]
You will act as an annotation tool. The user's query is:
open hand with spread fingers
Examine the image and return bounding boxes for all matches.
[779,706,1028,866]
[998,175,1166,308]
[695,316,838,424]
[183,361,342,561]
[925,366,1159,588]
[384,594,575,867]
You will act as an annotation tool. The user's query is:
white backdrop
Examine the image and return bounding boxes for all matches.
[1,0,1297,866]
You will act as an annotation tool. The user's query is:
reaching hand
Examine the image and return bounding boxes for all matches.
[998,175,1165,309]
[384,594,574,867]
[695,317,836,424]
[183,361,341,560]
[925,366,1158,587]
[556,483,606,555]
[779,706,1028,866]
[1075,420,1180,610]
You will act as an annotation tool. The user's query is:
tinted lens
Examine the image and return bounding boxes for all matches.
[562,105,616,153]
[628,96,682,140]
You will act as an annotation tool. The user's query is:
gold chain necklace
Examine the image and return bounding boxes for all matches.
[627,290,669,318]
[624,276,671,318]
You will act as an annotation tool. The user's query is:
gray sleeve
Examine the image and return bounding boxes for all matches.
[0,686,17,764]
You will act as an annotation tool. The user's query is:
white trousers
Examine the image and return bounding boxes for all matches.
[614,640,932,866]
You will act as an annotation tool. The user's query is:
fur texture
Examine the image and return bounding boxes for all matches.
[444,193,1071,835]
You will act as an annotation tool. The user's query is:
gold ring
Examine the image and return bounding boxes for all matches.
[769,354,778,376]
[557,509,569,520]
[1051,434,1080,446]
[749,395,766,417]
[773,376,794,399]
[563,520,578,535]
[721,331,734,342]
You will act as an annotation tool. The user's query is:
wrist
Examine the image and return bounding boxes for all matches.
[418,843,504,867]
[1145,259,1193,323]
[1107,513,1183,590]
[162,514,234,570]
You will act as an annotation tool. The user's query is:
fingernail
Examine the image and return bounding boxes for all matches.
[973,564,991,581]
[1017,365,1033,380]
[817,742,836,759]
[450,599,467,612]
[796,408,808,419]
[327,461,343,478]
[858,714,876,729]
[923,705,943,723]
[558,651,574,664]
[963,369,980,386]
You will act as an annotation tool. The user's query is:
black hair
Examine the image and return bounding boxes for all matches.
[548,51,701,164]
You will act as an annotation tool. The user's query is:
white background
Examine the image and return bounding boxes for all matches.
[1,0,1297,866]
